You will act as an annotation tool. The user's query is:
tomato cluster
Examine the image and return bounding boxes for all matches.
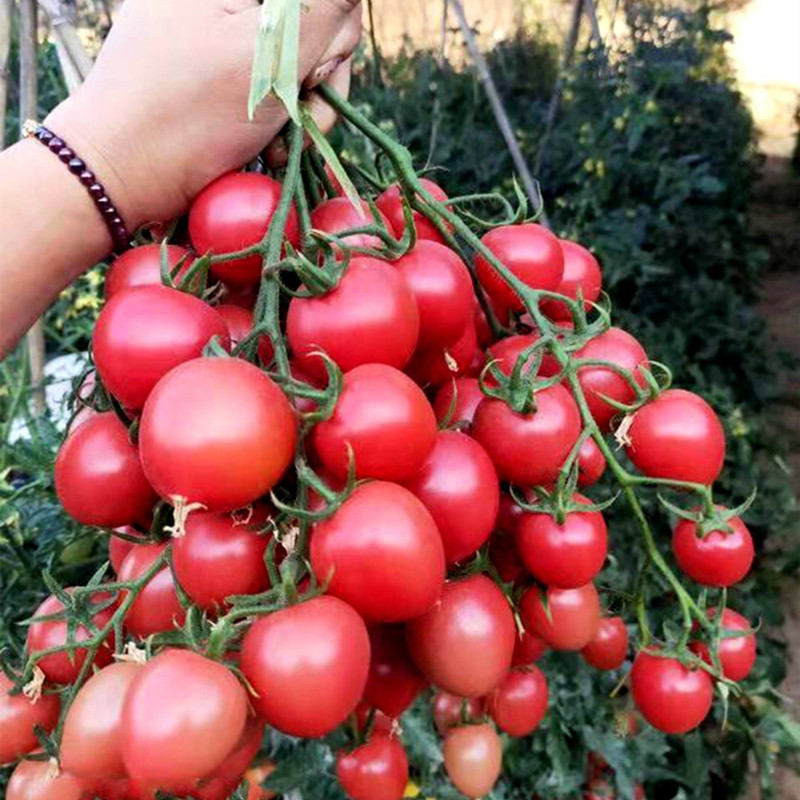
[2,145,757,800]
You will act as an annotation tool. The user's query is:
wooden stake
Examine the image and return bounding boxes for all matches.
[0,0,11,151]
[38,0,93,90]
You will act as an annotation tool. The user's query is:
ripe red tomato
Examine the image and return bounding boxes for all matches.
[690,607,756,681]
[515,494,608,588]
[311,197,392,251]
[489,530,525,584]
[363,626,428,717]
[105,244,192,299]
[109,528,145,575]
[311,364,437,482]
[541,240,602,320]
[375,178,452,243]
[406,575,516,697]
[55,413,155,528]
[443,723,502,799]
[394,242,473,349]
[575,328,648,430]
[584,777,615,800]
[26,590,115,684]
[118,543,186,637]
[475,223,564,313]
[354,702,395,738]
[485,333,560,384]
[240,596,370,737]
[140,358,297,511]
[432,692,485,735]
[487,666,548,736]
[495,492,525,537]
[337,736,409,800]
[5,759,86,800]
[630,651,713,733]
[520,583,601,651]
[405,320,480,387]
[404,431,500,563]
[0,673,60,765]
[189,172,300,287]
[578,437,607,487]
[204,715,266,796]
[433,377,485,428]
[61,662,140,780]
[311,481,445,622]
[512,629,548,666]
[94,285,230,411]
[121,650,248,790]
[215,304,253,347]
[287,257,419,381]
[581,617,629,670]
[472,385,582,487]
[626,389,726,485]
[172,510,272,611]
[672,512,754,587]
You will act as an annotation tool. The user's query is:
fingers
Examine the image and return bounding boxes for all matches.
[304,7,362,89]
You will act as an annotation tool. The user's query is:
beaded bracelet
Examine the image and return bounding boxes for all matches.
[24,120,133,255]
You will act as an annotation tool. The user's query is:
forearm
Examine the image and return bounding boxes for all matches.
[0,138,110,358]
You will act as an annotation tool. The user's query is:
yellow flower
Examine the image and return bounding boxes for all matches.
[86,269,104,289]
[73,294,102,312]
[730,408,749,438]
[644,99,658,113]
[614,116,626,131]
[404,782,422,798]
[563,89,574,102]
[596,161,606,179]
[583,158,595,173]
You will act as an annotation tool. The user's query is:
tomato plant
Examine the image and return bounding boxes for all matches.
[690,608,756,681]
[541,239,602,321]
[376,178,452,243]
[432,692,486,735]
[104,244,192,299]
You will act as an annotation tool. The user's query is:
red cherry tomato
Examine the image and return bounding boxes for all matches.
[0,673,60,765]
[485,333,560,384]
[109,528,146,575]
[575,328,648,430]
[433,378,485,428]
[672,512,754,587]
[625,389,726,485]
[363,626,428,717]
[512,629,549,666]
[121,650,248,791]
[287,257,419,381]
[61,662,140,780]
[475,223,564,313]
[311,197,392,251]
[472,385,582,486]
[215,304,254,348]
[515,494,608,588]
[140,358,297,511]
[311,364,437,482]
[93,285,230,411]
[118,543,186,637]
[432,692,485,735]
[406,575,516,697]
[541,240,602,320]
[311,481,445,622]
[495,492,525,537]
[578,437,607,487]
[406,320,480,388]
[404,431,499,563]
[354,702,395,738]
[690,607,756,681]
[581,617,629,670]
[487,666,548,736]
[337,736,409,800]
[520,583,601,651]
[630,651,713,734]
[172,510,272,612]
[443,723,502,800]
[26,590,115,684]
[394,241,473,349]
[240,596,370,737]
[55,413,155,528]
[189,172,300,288]
[105,244,192,299]
[5,759,86,800]
[375,178,452,244]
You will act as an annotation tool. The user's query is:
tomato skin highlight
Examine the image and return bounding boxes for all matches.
[690,607,756,681]
[626,389,726,485]
[433,377,485,428]
[578,437,607,487]
[55,413,155,528]
[139,358,297,511]
[105,244,192,299]
[337,736,409,800]
[311,197,392,251]
[541,239,602,321]
[6,759,86,800]
[240,596,370,737]
[406,575,516,697]
[0,673,60,765]
[404,431,500,564]
[520,583,601,651]
[311,481,445,622]
[475,223,564,313]
[312,364,437,482]
[443,723,503,799]
[672,513,754,587]
[288,257,419,380]
[630,651,714,734]
[189,172,300,287]
[376,178,452,243]
[581,617,629,670]
[488,666,549,736]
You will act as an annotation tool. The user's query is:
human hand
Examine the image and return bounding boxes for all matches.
[45,0,362,230]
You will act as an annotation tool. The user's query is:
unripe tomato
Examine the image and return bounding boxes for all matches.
[0,673,60,765]
[581,616,629,670]
[139,358,297,511]
[432,692,486,735]
[376,178,453,243]
[443,723,502,799]
[578,437,607,487]
[520,584,601,651]
[541,239,602,320]
[189,172,300,287]
[406,575,516,697]
[487,666,548,736]
[5,759,85,800]
[690,607,756,681]
[625,389,725,485]
[55,413,155,528]
[337,736,409,800]
[405,320,480,387]
[94,285,230,411]
[311,197,392,251]
[240,596,370,737]
[433,377,485,428]
[105,244,192,299]
[512,629,549,666]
